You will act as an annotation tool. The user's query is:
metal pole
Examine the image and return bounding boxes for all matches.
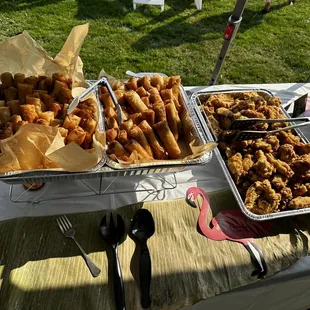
[209,0,249,86]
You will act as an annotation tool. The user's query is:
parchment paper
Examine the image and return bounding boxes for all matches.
[0,24,106,173]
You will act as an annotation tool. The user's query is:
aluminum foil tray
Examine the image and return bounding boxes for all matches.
[191,88,310,221]
[105,86,212,170]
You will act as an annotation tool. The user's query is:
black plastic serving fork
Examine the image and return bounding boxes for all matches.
[224,117,310,141]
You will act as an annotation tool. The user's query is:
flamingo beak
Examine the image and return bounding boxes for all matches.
[186,191,198,208]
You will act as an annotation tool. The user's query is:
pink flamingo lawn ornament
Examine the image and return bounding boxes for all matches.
[186,187,274,278]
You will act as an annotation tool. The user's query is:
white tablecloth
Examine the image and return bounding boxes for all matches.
[1,83,310,310]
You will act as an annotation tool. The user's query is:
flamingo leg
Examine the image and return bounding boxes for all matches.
[243,242,267,279]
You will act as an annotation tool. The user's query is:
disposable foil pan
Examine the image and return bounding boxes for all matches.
[191,88,310,221]
[106,85,212,170]
[0,81,107,181]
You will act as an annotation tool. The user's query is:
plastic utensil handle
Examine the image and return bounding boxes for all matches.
[139,241,151,309]
[112,246,126,310]
[72,237,101,277]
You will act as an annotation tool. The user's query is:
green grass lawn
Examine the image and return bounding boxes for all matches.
[0,0,309,86]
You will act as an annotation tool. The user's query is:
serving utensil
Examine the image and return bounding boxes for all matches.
[130,209,155,309]
[56,215,101,277]
[100,212,126,310]
[67,76,123,124]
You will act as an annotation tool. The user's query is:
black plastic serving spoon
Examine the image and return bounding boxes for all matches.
[130,209,155,309]
[100,212,126,310]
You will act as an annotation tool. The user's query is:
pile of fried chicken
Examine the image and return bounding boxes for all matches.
[200,92,310,214]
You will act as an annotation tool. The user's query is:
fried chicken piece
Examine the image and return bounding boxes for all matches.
[263,135,280,151]
[271,174,288,190]
[279,187,293,210]
[243,154,254,173]
[252,96,267,109]
[292,183,308,197]
[278,144,296,164]
[278,131,301,145]
[257,105,280,119]
[291,154,310,177]
[253,150,275,178]
[233,140,253,152]
[230,99,255,113]
[216,107,234,118]
[294,143,310,155]
[203,106,214,116]
[240,109,266,119]
[234,92,257,101]
[270,121,289,130]
[208,115,223,137]
[207,94,234,109]
[218,116,232,130]
[266,153,294,178]
[245,180,281,214]
[288,197,310,209]
[252,139,273,152]
[227,152,244,183]
[267,97,282,107]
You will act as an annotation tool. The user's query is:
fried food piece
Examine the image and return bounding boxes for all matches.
[13,120,28,133]
[263,135,280,151]
[20,105,38,123]
[171,85,182,111]
[10,114,22,124]
[129,125,153,157]
[154,120,181,159]
[66,127,86,146]
[49,103,62,118]
[291,154,310,177]
[227,153,244,183]
[14,73,25,87]
[278,144,296,164]
[107,141,128,157]
[153,102,166,123]
[141,96,152,109]
[267,97,282,107]
[138,76,151,90]
[292,183,308,197]
[151,75,165,90]
[80,118,97,135]
[124,90,148,113]
[230,100,255,113]
[26,96,46,115]
[206,94,234,109]
[139,120,167,160]
[125,77,138,90]
[208,115,223,137]
[130,113,143,125]
[104,107,117,119]
[266,153,294,178]
[240,109,266,119]
[288,197,310,209]
[253,150,275,178]
[124,139,153,160]
[41,94,55,107]
[294,143,310,155]
[136,86,148,98]
[25,76,38,87]
[106,128,118,143]
[114,89,126,106]
[279,187,293,210]
[120,119,133,132]
[0,122,13,139]
[117,129,129,145]
[252,139,273,153]
[1,72,14,88]
[242,154,254,173]
[278,131,300,145]
[58,87,72,104]
[150,93,164,105]
[166,102,181,141]
[18,83,33,105]
[50,119,62,127]
[257,105,279,119]
[245,180,281,214]
[106,116,119,129]
[167,76,181,89]
[63,114,81,130]
[271,174,288,190]
[4,87,18,101]
[52,80,68,99]
[0,107,11,123]
[39,111,54,123]
[100,93,115,109]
